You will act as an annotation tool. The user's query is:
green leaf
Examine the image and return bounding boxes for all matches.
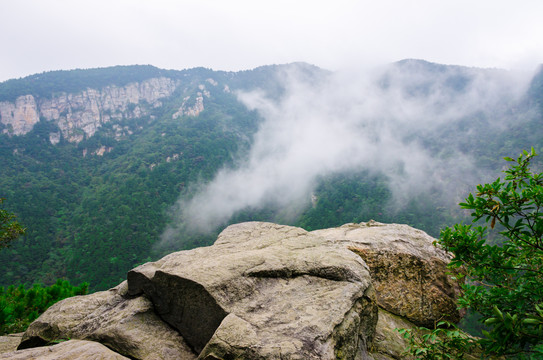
[485,317,499,326]
[523,318,541,325]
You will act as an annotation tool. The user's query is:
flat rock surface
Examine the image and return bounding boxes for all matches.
[0,333,22,354]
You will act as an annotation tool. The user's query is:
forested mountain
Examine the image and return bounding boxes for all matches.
[0,61,541,291]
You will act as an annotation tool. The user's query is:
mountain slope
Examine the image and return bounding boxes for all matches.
[0,61,541,291]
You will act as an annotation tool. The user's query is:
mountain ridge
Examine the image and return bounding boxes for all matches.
[0,62,325,143]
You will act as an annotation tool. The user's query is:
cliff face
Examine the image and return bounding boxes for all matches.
[0,77,179,143]
[0,95,40,136]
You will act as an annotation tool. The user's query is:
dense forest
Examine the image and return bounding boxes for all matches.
[0,61,542,292]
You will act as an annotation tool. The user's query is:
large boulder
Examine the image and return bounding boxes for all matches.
[312,221,463,327]
[19,280,196,359]
[17,221,462,359]
[1,339,129,359]
[128,222,378,359]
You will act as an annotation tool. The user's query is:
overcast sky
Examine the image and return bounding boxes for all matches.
[1,0,542,82]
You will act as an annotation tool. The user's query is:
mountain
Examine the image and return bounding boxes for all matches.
[0,63,325,290]
[0,61,541,291]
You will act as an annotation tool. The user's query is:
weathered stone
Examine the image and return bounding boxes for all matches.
[0,333,22,354]
[128,221,377,359]
[370,309,417,360]
[19,281,196,360]
[311,221,463,327]
[0,339,129,359]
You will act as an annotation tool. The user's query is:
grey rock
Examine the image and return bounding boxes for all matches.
[312,221,463,327]
[0,339,129,359]
[19,281,196,360]
[370,309,417,360]
[0,333,22,354]
[128,221,378,359]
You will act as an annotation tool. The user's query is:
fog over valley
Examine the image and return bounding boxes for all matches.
[158,60,539,247]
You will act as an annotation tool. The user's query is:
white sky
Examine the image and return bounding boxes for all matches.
[1,0,543,82]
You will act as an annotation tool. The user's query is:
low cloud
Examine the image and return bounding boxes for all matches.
[159,61,534,243]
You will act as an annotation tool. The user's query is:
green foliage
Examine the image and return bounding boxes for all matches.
[446,148,543,357]
[296,171,391,231]
[293,170,463,238]
[0,198,25,248]
[402,149,543,359]
[398,321,479,360]
[0,72,262,290]
[0,279,88,335]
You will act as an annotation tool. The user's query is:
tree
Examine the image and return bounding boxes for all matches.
[0,201,88,336]
[0,198,25,248]
[400,149,543,359]
[0,279,88,335]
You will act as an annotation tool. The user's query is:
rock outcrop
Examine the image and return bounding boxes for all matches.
[172,92,206,118]
[0,95,40,135]
[18,281,196,360]
[371,309,418,359]
[5,221,462,359]
[128,222,377,359]
[0,77,178,142]
[312,221,463,327]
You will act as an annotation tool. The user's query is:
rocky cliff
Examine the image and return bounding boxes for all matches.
[0,221,464,360]
[0,77,179,143]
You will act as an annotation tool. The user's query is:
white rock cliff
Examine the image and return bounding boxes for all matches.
[0,77,179,143]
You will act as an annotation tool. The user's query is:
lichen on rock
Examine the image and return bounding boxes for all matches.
[312,221,463,327]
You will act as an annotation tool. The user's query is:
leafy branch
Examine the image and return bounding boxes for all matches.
[401,149,543,359]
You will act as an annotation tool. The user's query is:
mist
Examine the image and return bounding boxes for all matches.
[158,61,535,244]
